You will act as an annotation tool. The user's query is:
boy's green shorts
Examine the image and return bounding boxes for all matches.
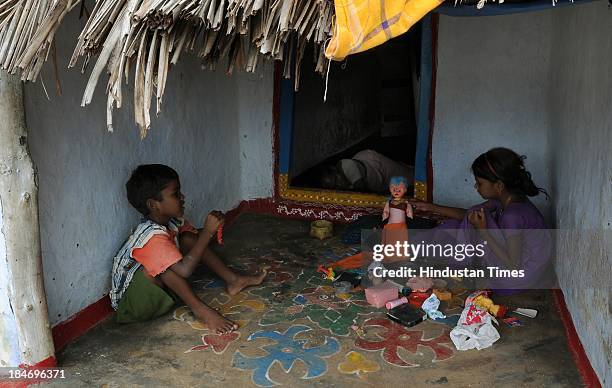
[116,268,176,323]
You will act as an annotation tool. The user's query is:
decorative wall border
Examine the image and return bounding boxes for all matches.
[278,175,428,205]
[414,181,427,201]
[275,199,380,222]
[278,174,387,207]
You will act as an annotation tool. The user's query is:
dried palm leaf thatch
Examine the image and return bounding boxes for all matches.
[0,0,78,81]
[0,0,333,135]
[70,0,334,137]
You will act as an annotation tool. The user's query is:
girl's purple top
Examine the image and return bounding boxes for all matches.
[438,199,551,292]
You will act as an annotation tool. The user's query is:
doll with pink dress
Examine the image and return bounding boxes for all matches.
[382,176,413,244]
[381,176,414,256]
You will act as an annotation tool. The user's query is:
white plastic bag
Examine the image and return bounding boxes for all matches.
[450,304,500,351]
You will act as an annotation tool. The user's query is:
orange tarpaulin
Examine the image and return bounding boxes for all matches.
[325,0,443,61]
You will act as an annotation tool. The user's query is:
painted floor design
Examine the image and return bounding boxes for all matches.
[48,214,585,387]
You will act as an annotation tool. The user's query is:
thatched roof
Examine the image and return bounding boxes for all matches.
[1,1,588,136]
[0,1,77,81]
[0,0,334,137]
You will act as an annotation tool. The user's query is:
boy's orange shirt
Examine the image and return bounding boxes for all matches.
[132,221,198,277]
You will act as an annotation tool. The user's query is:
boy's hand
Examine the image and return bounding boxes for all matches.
[204,211,225,235]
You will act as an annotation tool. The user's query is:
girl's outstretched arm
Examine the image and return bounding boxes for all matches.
[433,205,467,220]
[409,198,466,220]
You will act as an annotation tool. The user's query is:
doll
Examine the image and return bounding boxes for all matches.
[323,177,415,271]
[381,176,414,250]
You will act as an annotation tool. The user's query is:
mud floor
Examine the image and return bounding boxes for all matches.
[40,213,583,387]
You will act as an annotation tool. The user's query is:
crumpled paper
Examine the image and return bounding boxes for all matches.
[421,293,446,320]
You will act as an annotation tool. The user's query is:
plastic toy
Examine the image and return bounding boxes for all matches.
[381,176,413,249]
[316,264,335,280]
[365,282,398,308]
[466,291,507,318]
[217,226,224,245]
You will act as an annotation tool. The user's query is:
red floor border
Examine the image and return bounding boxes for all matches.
[225,198,276,226]
[19,355,57,369]
[51,296,113,352]
[0,356,58,388]
[552,289,602,388]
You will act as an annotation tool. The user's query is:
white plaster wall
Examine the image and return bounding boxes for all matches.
[23,13,273,325]
[435,7,610,383]
[236,62,275,199]
[0,200,21,367]
[433,12,552,217]
[548,2,611,384]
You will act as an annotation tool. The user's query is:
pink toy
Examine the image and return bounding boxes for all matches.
[365,282,398,308]
[406,277,433,292]
[385,297,408,309]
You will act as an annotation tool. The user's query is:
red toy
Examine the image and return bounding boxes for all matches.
[316,264,335,280]
[216,226,224,245]
[408,291,430,308]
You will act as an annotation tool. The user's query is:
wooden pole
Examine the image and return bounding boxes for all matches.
[0,71,54,367]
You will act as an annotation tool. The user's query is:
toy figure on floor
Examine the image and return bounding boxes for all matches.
[328,176,415,270]
[381,176,413,260]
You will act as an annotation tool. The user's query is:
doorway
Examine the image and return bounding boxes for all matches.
[276,16,436,207]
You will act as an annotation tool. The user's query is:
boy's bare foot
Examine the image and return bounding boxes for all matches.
[193,307,237,334]
[227,269,268,296]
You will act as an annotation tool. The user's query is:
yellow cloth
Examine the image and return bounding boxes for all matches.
[325,0,443,61]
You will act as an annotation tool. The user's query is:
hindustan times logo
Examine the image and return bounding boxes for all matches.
[372,241,487,262]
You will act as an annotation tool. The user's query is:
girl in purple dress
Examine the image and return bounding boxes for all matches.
[411,148,552,293]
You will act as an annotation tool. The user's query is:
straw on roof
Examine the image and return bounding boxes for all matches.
[0,0,77,81]
[0,0,334,137]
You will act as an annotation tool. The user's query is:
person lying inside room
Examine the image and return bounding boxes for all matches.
[320,149,415,194]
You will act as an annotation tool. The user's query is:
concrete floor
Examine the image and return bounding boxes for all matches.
[44,213,583,387]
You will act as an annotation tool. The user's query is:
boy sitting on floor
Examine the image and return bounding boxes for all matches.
[110,164,266,333]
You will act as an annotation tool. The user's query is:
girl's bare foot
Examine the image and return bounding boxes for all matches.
[193,306,237,334]
[227,269,267,296]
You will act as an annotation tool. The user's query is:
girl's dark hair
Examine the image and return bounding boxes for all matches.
[471,148,549,199]
[126,164,179,215]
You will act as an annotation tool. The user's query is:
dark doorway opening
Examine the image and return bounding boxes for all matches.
[289,24,422,195]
